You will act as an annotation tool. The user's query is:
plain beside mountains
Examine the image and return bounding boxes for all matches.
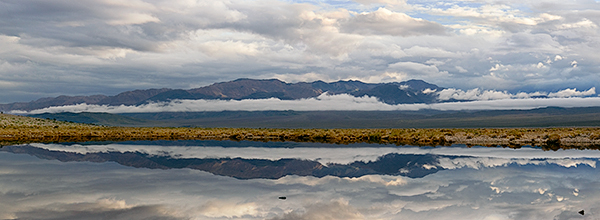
[26,106,600,128]
[1,113,600,151]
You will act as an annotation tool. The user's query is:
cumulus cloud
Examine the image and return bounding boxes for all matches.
[353,0,407,6]
[388,61,450,77]
[437,88,513,101]
[404,46,458,58]
[341,8,446,36]
[436,87,596,101]
[549,87,596,98]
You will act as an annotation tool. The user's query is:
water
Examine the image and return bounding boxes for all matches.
[0,140,597,219]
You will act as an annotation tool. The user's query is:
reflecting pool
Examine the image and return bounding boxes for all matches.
[0,140,598,219]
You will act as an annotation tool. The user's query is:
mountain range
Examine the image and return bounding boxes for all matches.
[0,78,442,112]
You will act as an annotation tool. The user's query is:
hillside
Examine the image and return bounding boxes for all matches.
[0,113,97,128]
[32,112,150,126]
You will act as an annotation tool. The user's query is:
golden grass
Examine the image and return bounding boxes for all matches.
[1,114,600,150]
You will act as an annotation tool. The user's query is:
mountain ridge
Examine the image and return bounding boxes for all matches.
[0,78,441,112]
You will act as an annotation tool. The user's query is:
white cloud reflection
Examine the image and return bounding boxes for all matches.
[30,143,600,167]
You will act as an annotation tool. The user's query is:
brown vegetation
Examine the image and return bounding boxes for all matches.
[2,114,600,150]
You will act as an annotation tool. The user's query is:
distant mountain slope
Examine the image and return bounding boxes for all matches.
[352,80,440,104]
[0,95,108,112]
[0,78,443,112]
[0,89,171,111]
[187,78,321,100]
[96,88,172,106]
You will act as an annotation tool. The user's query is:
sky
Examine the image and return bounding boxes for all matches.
[1,0,600,104]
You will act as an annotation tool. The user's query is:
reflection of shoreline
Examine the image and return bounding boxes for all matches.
[0,145,445,179]
[30,141,600,162]
[2,144,598,180]
[2,130,600,150]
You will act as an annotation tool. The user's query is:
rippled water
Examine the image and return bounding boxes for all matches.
[0,140,597,219]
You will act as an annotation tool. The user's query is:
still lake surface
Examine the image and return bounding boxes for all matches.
[1,140,598,219]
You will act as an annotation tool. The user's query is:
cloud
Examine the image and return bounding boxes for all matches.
[10,93,421,113]
[404,46,458,58]
[0,0,245,51]
[341,8,446,36]
[196,40,261,59]
[10,91,600,114]
[388,61,449,76]
[216,2,364,56]
[437,88,513,101]
[353,0,407,6]
[549,87,596,98]
[557,18,597,30]
[437,87,596,101]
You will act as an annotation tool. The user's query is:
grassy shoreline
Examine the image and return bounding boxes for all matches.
[2,114,600,150]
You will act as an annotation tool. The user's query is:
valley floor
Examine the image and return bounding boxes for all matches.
[1,114,600,150]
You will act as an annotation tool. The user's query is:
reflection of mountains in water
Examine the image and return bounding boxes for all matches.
[2,145,597,179]
[1,145,443,179]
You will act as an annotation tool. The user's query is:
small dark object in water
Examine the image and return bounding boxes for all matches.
[278,196,286,200]
[579,210,584,215]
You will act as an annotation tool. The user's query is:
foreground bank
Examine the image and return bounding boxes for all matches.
[1,114,599,150]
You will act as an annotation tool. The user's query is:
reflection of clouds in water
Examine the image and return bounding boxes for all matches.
[437,157,597,169]
[1,148,599,219]
[31,143,600,169]
[12,199,182,220]
[0,152,270,219]
[269,200,364,220]
[198,200,260,218]
[275,175,408,187]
